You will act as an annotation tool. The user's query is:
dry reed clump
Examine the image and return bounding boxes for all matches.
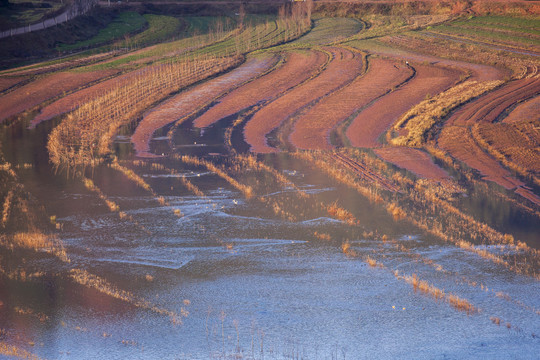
[69,268,184,324]
[327,202,358,225]
[235,155,309,199]
[109,161,152,192]
[2,232,69,263]
[341,242,358,258]
[314,232,331,241]
[388,80,503,147]
[48,55,242,169]
[398,272,477,314]
[1,189,14,226]
[365,255,383,268]
[180,177,206,198]
[14,306,49,323]
[0,342,43,360]
[386,202,406,220]
[110,160,185,218]
[176,155,253,199]
[82,177,148,233]
[292,151,384,204]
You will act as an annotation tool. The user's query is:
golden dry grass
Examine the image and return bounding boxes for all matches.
[398,272,477,314]
[48,55,241,169]
[389,80,503,147]
[70,268,184,324]
[0,342,43,360]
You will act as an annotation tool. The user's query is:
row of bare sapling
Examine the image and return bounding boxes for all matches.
[48,55,241,169]
[48,7,313,170]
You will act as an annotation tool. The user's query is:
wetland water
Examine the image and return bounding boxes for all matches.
[0,110,539,360]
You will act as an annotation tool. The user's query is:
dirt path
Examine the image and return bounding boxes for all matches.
[193,50,327,128]
[346,62,462,148]
[289,56,409,150]
[374,147,450,182]
[0,70,116,123]
[131,55,278,157]
[244,47,366,153]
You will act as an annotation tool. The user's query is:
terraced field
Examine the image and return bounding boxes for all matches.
[0,3,539,359]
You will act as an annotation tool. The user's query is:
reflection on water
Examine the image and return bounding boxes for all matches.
[0,109,539,359]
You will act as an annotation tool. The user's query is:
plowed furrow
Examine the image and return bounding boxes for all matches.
[503,95,540,124]
[0,70,117,123]
[438,126,524,190]
[447,77,540,126]
[347,63,461,148]
[131,55,278,157]
[289,57,411,150]
[243,47,363,153]
[193,50,327,128]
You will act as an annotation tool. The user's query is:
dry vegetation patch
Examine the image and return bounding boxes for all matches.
[346,62,459,147]
[49,55,241,167]
[388,80,503,147]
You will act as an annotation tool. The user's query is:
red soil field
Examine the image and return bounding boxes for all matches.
[193,50,327,128]
[439,74,540,199]
[132,55,278,157]
[289,56,410,150]
[445,77,540,127]
[503,95,540,123]
[0,70,116,123]
[366,39,504,82]
[374,147,450,182]
[476,122,540,175]
[0,76,26,93]
[244,47,363,153]
[346,62,462,148]
[438,126,523,189]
